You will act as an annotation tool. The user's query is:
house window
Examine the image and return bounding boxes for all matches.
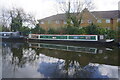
[117,18,120,22]
[88,20,92,23]
[56,20,59,24]
[97,19,102,23]
[48,21,51,24]
[106,19,110,23]
[40,21,44,24]
[64,21,67,24]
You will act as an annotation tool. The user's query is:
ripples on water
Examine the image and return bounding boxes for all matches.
[1,42,119,78]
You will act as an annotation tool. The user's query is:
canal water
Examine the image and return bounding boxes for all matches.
[1,42,120,78]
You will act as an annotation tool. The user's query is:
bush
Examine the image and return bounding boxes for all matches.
[19,26,31,36]
[105,29,117,39]
[85,24,99,35]
[47,28,58,34]
[62,26,79,35]
[39,27,45,34]
[97,28,106,35]
[1,26,10,32]
[31,24,45,34]
[78,27,87,34]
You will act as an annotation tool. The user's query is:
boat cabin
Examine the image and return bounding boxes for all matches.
[0,32,23,38]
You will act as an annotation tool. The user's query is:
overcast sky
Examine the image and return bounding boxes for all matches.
[0,0,119,20]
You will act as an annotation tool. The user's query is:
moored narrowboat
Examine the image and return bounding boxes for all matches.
[0,32,26,42]
[28,34,114,43]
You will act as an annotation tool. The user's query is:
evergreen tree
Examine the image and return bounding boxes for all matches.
[11,12,22,31]
[31,24,45,34]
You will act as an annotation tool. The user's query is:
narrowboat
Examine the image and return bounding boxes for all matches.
[28,34,114,43]
[0,32,26,42]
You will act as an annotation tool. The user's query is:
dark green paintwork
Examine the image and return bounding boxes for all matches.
[40,35,67,39]
[69,36,96,40]
[39,35,97,40]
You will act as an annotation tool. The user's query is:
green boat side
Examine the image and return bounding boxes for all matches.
[28,34,98,41]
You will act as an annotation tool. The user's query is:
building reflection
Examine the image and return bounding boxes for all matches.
[2,42,119,78]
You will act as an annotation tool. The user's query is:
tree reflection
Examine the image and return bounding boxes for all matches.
[2,42,38,70]
[2,42,119,78]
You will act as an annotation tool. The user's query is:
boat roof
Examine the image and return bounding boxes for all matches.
[30,34,97,36]
[0,32,18,33]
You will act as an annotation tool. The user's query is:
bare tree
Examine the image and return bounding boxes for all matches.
[0,8,11,31]
[0,7,36,31]
[56,0,94,27]
[9,8,36,30]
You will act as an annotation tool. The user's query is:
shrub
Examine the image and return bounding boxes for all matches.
[31,24,45,34]
[19,26,31,36]
[47,28,58,34]
[105,29,117,39]
[62,26,80,34]
[85,24,99,35]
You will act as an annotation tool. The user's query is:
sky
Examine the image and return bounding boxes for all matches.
[0,0,119,20]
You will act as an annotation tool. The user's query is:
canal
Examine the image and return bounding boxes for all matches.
[1,42,120,78]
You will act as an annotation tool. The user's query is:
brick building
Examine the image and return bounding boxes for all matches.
[38,8,120,31]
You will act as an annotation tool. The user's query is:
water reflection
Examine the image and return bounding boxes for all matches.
[2,42,119,78]
[37,54,118,78]
[29,42,118,66]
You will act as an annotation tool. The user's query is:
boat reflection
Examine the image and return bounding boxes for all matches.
[29,43,100,54]
[2,42,24,48]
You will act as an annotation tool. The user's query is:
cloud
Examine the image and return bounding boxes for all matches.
[0,0,58,19]
[93,0,119,11]
[0,0,119,20]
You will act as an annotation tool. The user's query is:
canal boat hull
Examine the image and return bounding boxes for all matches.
[28,34,99,41]
[27,34,119,46]
[2,37,26,42]
[0,32,26,42]
[28,38,118,47]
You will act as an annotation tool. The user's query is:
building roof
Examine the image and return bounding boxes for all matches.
[91,10,120,19]
[38,10,120,22]
[39,14,66,22]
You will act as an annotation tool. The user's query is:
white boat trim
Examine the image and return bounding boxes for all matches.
[106,39,114,42]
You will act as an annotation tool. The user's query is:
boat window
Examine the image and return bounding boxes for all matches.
[86,36,91,39]
[3,34,10,36]
[31,35,39,38]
